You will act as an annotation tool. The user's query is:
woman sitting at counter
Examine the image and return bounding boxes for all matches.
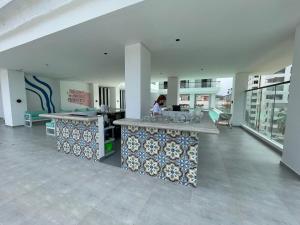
[152,95,166,116]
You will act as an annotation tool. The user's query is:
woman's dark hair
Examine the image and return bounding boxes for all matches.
[155,95,166,105]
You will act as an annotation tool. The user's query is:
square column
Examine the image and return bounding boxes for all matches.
[282,25,300,175]
[189,94,195,109]
[0,83,4,118]
[125,43,151,119]
[209,94,216,109]
[231,73,249,126]
[0,69,27,126]
[167,76,178,106]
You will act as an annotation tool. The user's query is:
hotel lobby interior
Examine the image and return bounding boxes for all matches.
[0,0,300,225]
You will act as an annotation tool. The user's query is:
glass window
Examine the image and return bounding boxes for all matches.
[163,81,168,89]
[267,77,284,83]
[179,94,190,109]
[201,79,212,88]
[259,88,273,138]
[244,80,290,147]
[159,81,168,89]
[195,80,202,88]
[216,96,232,113]
[180,80,189,88]
[195,95,209,110]
[271,83,289,145]
[180,94,190,101]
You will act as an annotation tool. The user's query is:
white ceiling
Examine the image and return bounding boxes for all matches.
[0,0,299,86]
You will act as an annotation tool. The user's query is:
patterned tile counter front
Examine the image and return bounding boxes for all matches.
[120,125,199,187]
[55,119,102,161]
[40,113,106,161]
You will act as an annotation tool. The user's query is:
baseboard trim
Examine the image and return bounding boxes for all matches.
[280,161,300,179]
[241,124,283,155]
[5,124,25,128]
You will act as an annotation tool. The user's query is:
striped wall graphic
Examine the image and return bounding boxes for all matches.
[25,88,46,111]
[25,75,56,113]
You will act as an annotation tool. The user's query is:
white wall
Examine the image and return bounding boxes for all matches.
[282,25,300,175]
[115,83,125,109]
[90,83,98,109]
[167,76,178,107]
[0,69,27,126]
[25,74,61,113]
[151,92,159,105]
[109,87,116,109]
[60,80,92,111]
[231,73,249,126]
[125,43,151,119]
[0,80,4,118]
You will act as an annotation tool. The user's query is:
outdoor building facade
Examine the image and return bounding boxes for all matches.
[245,65,292,145]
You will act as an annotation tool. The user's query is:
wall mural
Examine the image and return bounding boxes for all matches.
[67,89,91,106]
[25,75,56,113]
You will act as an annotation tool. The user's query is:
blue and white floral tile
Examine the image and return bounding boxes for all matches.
[121,125,199,187]
[55,119,99,161]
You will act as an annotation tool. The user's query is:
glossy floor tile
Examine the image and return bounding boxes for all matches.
[0,123,299,225]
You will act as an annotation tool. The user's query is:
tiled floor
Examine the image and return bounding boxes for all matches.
[0,124,299,225]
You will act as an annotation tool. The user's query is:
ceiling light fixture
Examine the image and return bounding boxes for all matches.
[104,52,108,55]
[175,38,181,42]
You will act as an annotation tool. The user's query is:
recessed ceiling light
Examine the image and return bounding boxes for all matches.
[45,64,49,66]
[104,52,108,55]
[175,38,181,42]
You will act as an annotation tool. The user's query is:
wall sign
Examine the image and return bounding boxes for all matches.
[68,89,91,106]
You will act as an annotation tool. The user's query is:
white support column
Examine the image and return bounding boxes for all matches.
[125,43,151,119]
[209,94,216,109]
[167,76,178,107]
[189,94,195,109]
[109,87,116,109]
[0,81,4,118]
[0,69,27,126]
[92,83,100,109]
[231,73,249,126]
[281,25,300,175]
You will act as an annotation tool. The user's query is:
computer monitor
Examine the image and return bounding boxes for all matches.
[172,105,181,111]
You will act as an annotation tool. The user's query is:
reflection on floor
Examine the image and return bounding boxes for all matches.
[0,124,299,225]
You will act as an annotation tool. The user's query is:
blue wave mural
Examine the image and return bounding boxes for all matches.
[25,76,56,113]
[25,88,45,111]
[33,76,56,113]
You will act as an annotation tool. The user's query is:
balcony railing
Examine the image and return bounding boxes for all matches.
[158,81,220,89]
[244,81,290,145]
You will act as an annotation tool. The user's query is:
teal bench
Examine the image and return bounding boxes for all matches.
[209,108,232,128]
[46,119,56,136]
[24,111,50,127]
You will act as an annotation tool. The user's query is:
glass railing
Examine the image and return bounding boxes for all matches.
[244,81,290,145]
[158,81,220,89]
[216,95,232,113]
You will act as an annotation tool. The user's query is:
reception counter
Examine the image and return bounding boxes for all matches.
[114,118,219,187]
[40,113,105,161]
